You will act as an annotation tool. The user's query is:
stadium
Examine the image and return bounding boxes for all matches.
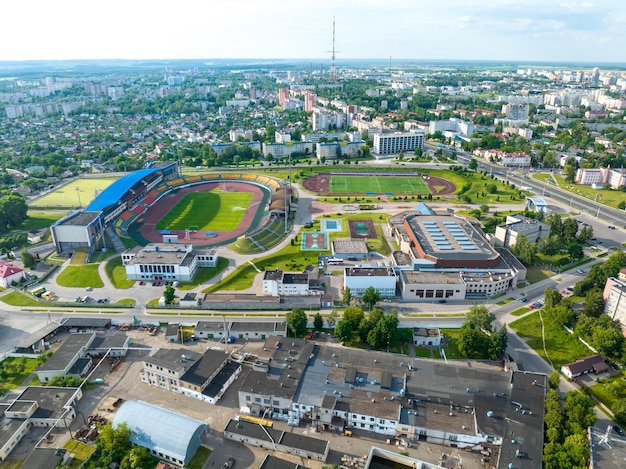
[51,163,289,256]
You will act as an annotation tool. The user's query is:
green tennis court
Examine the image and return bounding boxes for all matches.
[329,175,431,194]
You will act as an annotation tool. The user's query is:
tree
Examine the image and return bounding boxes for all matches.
[577,225,594,243]
[564,164,576,183]
[313,312,324,331]
[568,243,584,260]
[512,234,536,266]
[549,304,574,327]
[120,446,157,469]
[544,287,562,310]
[286,308,308,337]
[612,399,626,424]
[468,158,478,170]
[562,218,579,240]
[342,287,352,305]
[97,423,131,463]
[327,309,338,327]
[466,305,496,332]
[583,288,605,318]
[334,320,352,344]
[485,182,497,194]
[343,307,365,329]
[488,327,508,360]
[163,285,175,305]
[21,248,37,269]
[458,322,488,358]
[549,370,560,389]
[362,286,381,310]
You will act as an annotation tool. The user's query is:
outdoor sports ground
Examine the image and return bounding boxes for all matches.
[132,182,268,246]
[303,173,456,196]
[30,177,118,208]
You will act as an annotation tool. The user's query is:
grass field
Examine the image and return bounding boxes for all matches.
[526,265,555,284]
[534,173,626,209]
[187,446,211,469]
[155,190,253,231]
[12,211,65,233]
[64,440,96,468]
[30,178,118,208]
[0,291,43,307]
[0,357,39,394]
[105,256,135,289]
[56,265,104,288]
[329,175,431,194]
[510,311,592,368]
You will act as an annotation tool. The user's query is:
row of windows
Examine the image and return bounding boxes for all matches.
[139,264,176,273]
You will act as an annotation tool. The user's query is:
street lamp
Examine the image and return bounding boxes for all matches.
[75,186,81,207]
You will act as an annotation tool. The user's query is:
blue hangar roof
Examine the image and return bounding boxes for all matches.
[112,400,207,465]
[84,167,163,212]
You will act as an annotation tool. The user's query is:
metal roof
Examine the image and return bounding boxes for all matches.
[84,167,165,212]
[113,400,207,465]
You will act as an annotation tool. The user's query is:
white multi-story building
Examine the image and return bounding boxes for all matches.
[604,277,626,327]
[428,118,474,137]
[501,103,529,120]
[122,243,217,282]
[315,141,365,159]
[494,215,550,249]
[312,109,346,131]
[262,269,320,296]
[373,131,424,155]
[343,267,397,297]
[275,131,291,143]
[262,141,315,158]
[576,168,606,186]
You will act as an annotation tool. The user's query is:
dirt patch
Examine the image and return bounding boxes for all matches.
[424,175,456,195]
[303,174,330,193]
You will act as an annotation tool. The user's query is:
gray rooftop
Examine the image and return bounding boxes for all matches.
[11,386,80,420]
[22,448,68,469]
[345,267,395,277]
[62,317,111,329]
[181,349,230,387]
[88,333,128,350]
[401,270,463,284]
[38,333,94,371]
[57,211,99,226]
[260,455,307,469]
[144,348,202,371]
[14,321,63,350]
[333,239,369,254]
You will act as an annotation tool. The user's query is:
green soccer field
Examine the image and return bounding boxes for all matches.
[329,175,431,194]
[30,178,119,208]
[155,190,253,231]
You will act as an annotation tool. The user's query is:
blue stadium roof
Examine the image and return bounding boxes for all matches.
[84,166,168,212]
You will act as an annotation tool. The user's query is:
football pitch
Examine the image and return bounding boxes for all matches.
[30,178,118,208]
[329,175,431,194]
[155,190,253,231]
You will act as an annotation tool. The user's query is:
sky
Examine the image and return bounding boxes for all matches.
[3,0,626,63]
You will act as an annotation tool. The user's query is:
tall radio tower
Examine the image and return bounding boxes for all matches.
[326,17,341,82]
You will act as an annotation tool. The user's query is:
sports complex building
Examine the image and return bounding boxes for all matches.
[50,163,287,257]
[385,211,526,301]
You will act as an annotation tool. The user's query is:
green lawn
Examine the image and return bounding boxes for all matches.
[155,190,253,231]
[177,257,230,290]
[440,328,464,359]
[534,173,626,209]
[510,307,531,317]
[30,177,118,208]
[589,373,626,415]
[0,460,23,469]
[0,357,39,394]
[12,211,65,232]
[329,175,431,195]
[70,248,89,265]
[526,265,555,284]
[204,242,326,293]
[187,446,212,469]
[510,311,591,368]
[64,440,96,468]
[115,298,137,306]
[105,257,135,289]
[56,265,104,288]
[0,290,43,307]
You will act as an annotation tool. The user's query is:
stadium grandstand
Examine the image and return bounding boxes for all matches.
[51,162,178,254]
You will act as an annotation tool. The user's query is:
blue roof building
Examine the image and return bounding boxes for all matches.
[112,400,208,466]
[526,196,548,213]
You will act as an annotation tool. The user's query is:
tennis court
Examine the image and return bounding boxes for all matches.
[329,175,431,195]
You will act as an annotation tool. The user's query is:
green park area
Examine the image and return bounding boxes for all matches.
[155,190,253,231]
[12,211,65,233]
[329,174,431,194]
[30,178,118,208]
[0,290,44,307]
[105,257,135,289]
[510,311,591,369]
[534,172,626,209]
[57,264,104,288]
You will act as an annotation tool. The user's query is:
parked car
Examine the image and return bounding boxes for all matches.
[520,297,528,302]
[608,225,616,230]
[139,281,144,286]
[614,425,625,436]
[222,458,235,469]
[438,299,447,304]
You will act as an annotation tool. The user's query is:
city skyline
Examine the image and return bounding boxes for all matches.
[3,0,626,64]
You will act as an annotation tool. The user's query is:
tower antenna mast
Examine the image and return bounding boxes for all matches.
[326,17,341,83]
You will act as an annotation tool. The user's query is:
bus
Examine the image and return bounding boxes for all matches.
[327,258,344,266]
[29,286,46,297]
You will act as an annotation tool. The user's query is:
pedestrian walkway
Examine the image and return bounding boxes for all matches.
[106,227,127,254]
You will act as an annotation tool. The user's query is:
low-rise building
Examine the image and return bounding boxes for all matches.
[262,269,314,297]
[36,333,95,382]
[0,261,26,288]
[413,328,442,347]
[224,419,330,461]
[561,354,608,380]
[493,215,550,248]
[344,267,397,297]
[331,239,369,260]
[122,243,217,282]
